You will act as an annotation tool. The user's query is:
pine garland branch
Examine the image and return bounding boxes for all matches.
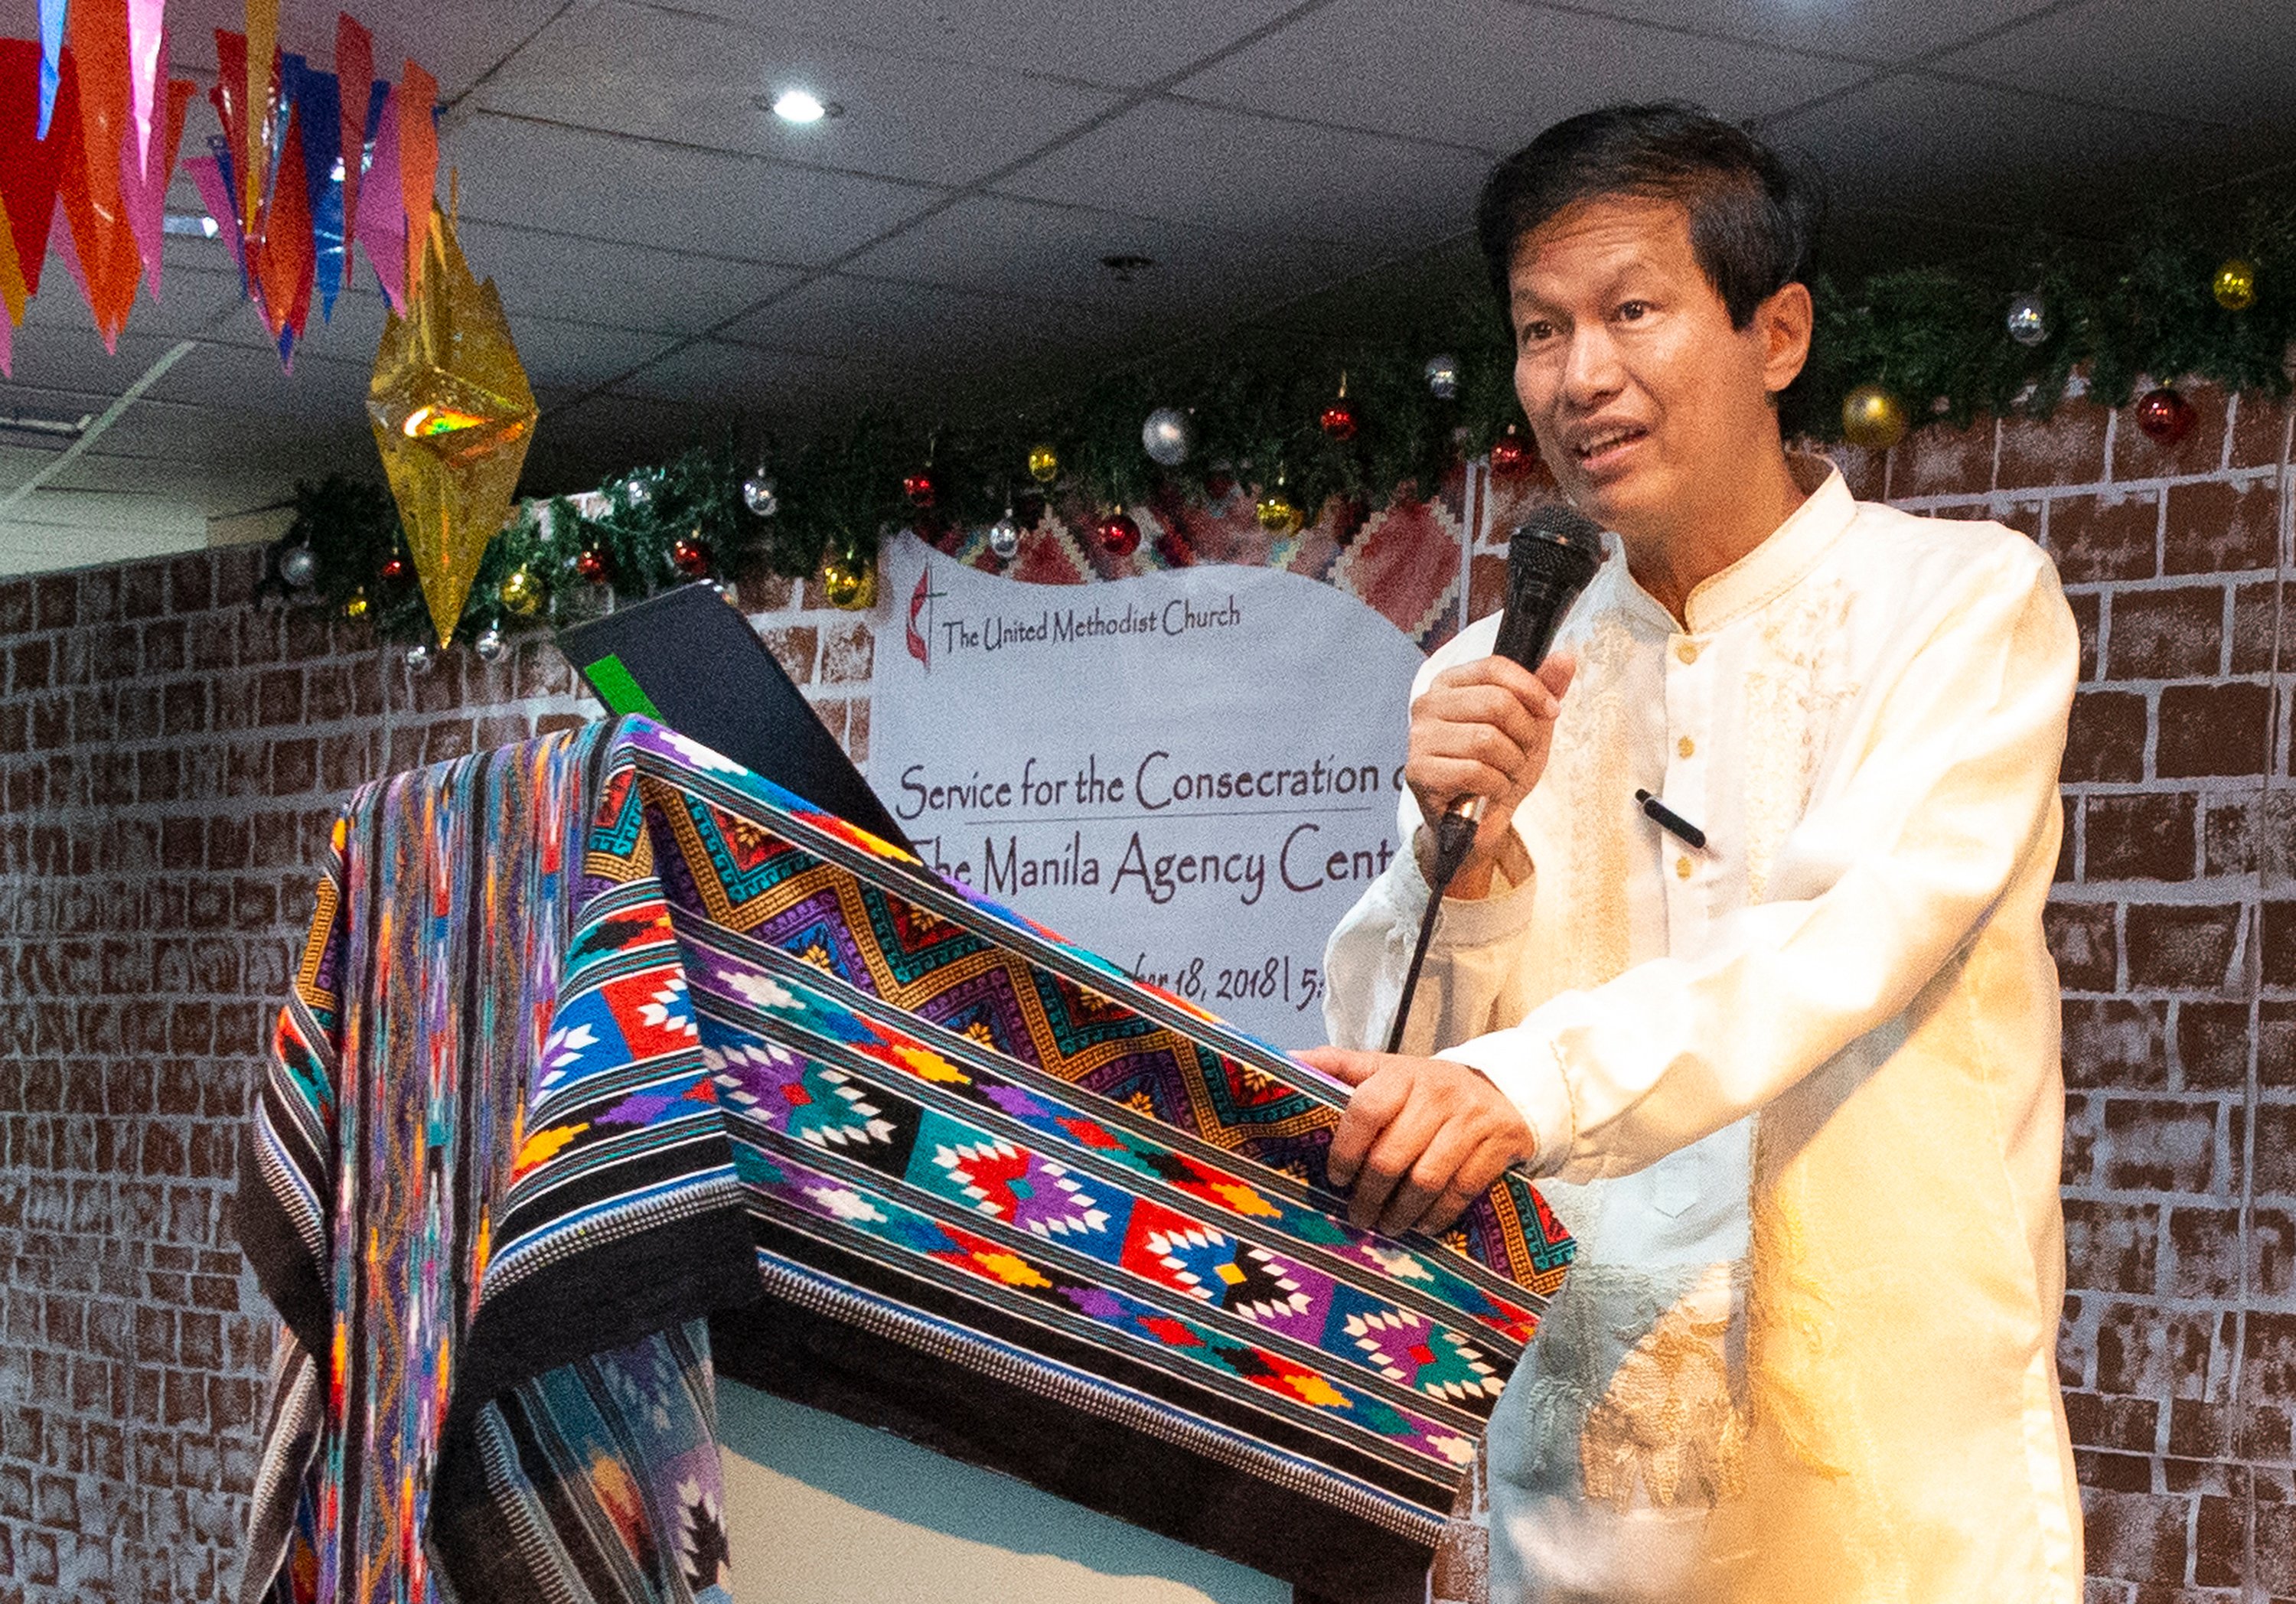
[273,189,2296,644]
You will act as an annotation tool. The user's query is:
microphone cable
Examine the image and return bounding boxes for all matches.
[1382,807,1481,1053]
[1378,501,1604,1055]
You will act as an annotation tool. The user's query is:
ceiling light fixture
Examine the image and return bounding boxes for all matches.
[768,89,841,124]
[161,212,220,237]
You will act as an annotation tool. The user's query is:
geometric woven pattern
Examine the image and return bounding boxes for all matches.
[579,717,1574,1540]
[241,714,1575,1596]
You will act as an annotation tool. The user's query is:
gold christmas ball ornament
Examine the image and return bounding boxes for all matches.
[1254,492,1303,535]
[344,587,370,621]
[498,566,545,617]
[2214,256,2258,312]
[821,551,878,611]
[1841,383,1910,450]
[1026,443,1060,484]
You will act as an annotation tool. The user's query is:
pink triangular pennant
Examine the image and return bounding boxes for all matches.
[184,150,246,281]
[126,0,161,172]
[120,47,189,298]
[354,82,403,311]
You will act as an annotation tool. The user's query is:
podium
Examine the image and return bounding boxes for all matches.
[235,717,1571,1604]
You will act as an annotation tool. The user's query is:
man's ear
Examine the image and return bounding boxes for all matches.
[1758,281,1814,396]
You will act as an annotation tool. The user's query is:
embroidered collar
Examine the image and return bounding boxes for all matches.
[1678,455,1853,634]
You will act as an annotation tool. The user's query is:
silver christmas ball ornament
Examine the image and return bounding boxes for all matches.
[1141,406,1194,468]
[988,511,1022,561]
[1424,353,1461,401]
[2006,292,2049,347]
[403,642,435,674]
[621,472,654,509]
[742,471,779,517]
[279,543,317,588]
[475,623,507,663]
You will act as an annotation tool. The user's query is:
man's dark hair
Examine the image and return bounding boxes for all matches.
[1475,103,1825,330]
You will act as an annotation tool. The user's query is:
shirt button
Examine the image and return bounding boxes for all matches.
[1675,641,1699,665]
[1678,735,1695,758]
[1675,856,1693,880]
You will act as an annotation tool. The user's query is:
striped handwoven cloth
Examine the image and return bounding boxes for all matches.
[237,715,1572,1602]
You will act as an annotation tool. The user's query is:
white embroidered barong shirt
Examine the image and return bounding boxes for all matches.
[1326,461,2082,1603]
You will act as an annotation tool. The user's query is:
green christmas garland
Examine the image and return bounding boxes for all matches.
[269,190,2296,645]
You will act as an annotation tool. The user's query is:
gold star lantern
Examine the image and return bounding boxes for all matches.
[368,204,540,647]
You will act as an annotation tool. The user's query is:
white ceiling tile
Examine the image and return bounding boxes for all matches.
[845,193,1343,323]
[445,112,941,266]
[1764,70,2196,219]
[86,403,372,471]
[608,337,884,413]
[1179,0,1864,150]
[1928,0,2296,126]
[452,222,802,334]
[41,451,236,498]
[159,0,569,102]
[1,326,214,405]
[497,315,683,393]
[715,275,1123,368]
[472,2,1121,187]
[1544,0,2075,67]
[520,386,736,487]
[663,0,1306,89]
[15,263,246,345]
[147,342,377,412]
[996,99,1492,249]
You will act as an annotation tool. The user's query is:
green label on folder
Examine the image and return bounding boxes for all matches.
[586,653,662,719]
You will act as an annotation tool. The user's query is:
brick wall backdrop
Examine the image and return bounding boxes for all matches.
[0,390,2288,1602]
[0,558,866,1601]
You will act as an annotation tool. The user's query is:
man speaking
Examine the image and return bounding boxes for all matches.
[1305,105,2081,1602]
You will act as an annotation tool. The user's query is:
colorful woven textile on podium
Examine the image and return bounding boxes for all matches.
[237,715,1573,1602]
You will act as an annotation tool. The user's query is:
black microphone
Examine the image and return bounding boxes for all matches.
[1383,502,1604,1054]
[1440,503,1607,843]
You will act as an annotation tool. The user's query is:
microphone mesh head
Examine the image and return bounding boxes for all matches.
[1509,502,1606,577]
[1492,503,1605,670]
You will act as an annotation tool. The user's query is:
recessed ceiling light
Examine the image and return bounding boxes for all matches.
[768,89,841,124]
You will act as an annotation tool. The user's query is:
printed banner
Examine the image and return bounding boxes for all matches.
[873,533,1422,1048]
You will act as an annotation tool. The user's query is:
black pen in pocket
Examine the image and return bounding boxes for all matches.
[1634,788,1707,850]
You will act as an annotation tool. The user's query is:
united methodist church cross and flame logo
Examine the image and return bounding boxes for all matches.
[907,563,944,670]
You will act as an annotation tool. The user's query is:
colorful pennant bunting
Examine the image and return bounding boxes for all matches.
[334,11,370,285]
[2,2,443,371]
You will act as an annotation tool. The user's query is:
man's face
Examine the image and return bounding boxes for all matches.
[1506,194,1800,540]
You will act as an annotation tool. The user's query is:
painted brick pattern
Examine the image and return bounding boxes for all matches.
[0,391,2285,1600]
[1432,394,2294,1604]
[0,553,863,1601]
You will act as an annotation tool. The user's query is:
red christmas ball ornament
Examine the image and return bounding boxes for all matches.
[1096,507,1141,557]
[1319,398,1358,441]
[1489,425,1533,476]
[2135,386,2195,445]
[672,536,713,578]
[575,548,608,582]
[380,554,407,581]
[902,471,938,509]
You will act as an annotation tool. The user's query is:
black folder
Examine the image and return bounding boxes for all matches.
[553,582,913,853]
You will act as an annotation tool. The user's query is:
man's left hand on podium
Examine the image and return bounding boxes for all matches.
[1297,1048,1536,1238]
